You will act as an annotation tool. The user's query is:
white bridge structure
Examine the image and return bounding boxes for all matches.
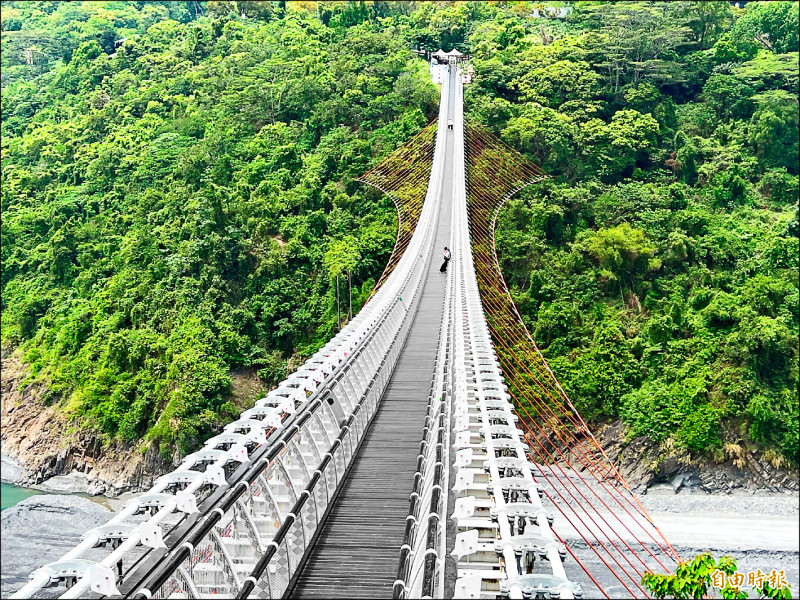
[13,66,581,600]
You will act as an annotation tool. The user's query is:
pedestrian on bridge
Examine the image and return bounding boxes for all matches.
[440,247,451,273]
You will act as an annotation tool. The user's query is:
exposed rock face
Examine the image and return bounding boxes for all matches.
[3,347,797,497]
[591,419,800,495]
[1,495,112,596]
[1,353,172,497]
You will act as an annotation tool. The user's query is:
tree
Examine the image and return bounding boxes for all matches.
[681,0,734,50]
[701,74,756,123]
[324,236,361,328]
[512,59,602,108]
[732,53,799,95]
[207,1,274,21]
[502,106,576,174]
[642,552,793,599]
[623,82,662,114]
[731,1,799,54]
[580,2,693,94]
[748,90,800,174]
[0,1,429,457]
[642,553,743,599]
[579,109,660,180]
[711,32,759,64]
[576,223,657,292]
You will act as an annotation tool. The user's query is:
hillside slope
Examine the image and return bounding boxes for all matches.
[1,1,797,490]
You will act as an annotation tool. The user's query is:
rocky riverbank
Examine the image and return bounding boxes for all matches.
[591,420,800,496]
[1,353,172,497]
[1,454,25,484]
[561,493,800,598]
[5,347,798,498]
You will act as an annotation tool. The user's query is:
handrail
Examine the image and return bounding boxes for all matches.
[393,64,459,600]
[135,64,449,600]
[447,69,582,600]
[128,274,424,598]
[12,61,585,600]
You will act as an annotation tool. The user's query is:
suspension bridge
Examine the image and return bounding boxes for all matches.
[12,65,680,600]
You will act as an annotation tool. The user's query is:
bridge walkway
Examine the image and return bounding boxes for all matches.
[288,73,456,599]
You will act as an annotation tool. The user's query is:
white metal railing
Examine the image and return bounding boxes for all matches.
[12,66,453,600]
[447,70,582,600]
[393,223,453,599]
[13,63,584,600]
[390,64,581,600]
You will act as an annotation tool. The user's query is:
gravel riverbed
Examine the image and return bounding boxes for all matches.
[558,493,799,599]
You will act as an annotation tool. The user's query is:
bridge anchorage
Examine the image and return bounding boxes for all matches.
[14,65,679,600]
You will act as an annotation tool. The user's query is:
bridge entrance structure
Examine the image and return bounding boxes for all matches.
[13,66,678,600]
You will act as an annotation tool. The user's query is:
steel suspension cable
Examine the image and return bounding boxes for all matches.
[462,121,682,595]
[360,119,439,294]
[469,199,681,563]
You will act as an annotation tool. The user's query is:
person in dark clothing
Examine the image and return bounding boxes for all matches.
[440,247,451,273]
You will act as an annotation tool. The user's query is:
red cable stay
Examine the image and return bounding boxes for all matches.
[464,122,681,598]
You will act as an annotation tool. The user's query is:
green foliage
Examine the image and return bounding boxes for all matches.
[254,351,288,387]
[711,32,759,65]
[0,1,202,87]
[642,552,792,599]
[1,1,436,456]
[731,1,799,54]
[1,0,797,468]
[732,52,799,95]
[552,315,642,420]
[324,236,361,280]
[579,109,660,181]
[621,376,718,451]
[702,74,756,123]
[463,2,799,463]
[502,105,575,174]
[748,90,800,174]
[755,580,794,600]
[681,0,734,51]
[642,552,725,599]
[577,223,657,286]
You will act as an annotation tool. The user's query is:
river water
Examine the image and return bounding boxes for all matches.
[0,482,42,511]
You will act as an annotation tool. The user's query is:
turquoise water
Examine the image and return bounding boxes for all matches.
[1,481,42,511]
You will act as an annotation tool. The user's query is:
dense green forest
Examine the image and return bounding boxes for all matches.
[1,0,435,456]
[2,1,798,467]
[463,0,799,466]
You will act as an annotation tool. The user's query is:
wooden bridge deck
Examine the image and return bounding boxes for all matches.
[288,73,456,599]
